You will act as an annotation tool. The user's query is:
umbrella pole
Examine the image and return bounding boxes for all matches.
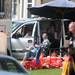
[60,19,65,57]
[60,34,62,57]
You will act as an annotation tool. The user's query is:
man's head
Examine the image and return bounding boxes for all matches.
[69,22,75,35]
[42,33,48,39]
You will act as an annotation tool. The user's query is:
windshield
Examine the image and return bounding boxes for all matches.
[12,21,23,32]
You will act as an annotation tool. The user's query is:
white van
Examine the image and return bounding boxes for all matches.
[9,18,69,59]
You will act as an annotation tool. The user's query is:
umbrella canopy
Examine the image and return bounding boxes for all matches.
[28,0,75,19]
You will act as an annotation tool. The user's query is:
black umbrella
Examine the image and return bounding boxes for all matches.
[28,0,75,57]
[28,0,75,19]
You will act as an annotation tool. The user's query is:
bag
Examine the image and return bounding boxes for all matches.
[62,61,71,75]
[62,58,75,75]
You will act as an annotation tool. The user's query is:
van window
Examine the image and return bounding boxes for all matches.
[12,24,34,38]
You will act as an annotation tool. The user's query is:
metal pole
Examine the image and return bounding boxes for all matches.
[60,19,65,57]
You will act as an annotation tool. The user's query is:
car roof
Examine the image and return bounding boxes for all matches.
[0,71,25,75]
[0,55,18,61]
[12,17,51,22]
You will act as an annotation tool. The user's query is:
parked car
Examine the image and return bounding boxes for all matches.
[0,55,28,75]
[0,71,26,75]
[9,18,65,59]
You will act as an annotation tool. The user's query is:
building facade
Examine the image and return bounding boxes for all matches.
[12,0,42,20]
[12,0,75,20]
[0,0,12,36]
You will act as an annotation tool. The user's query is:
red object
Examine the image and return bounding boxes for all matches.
[22,57,63,70]
[31,59,42,69]
[50,57,62,68]
[23,61,32,70]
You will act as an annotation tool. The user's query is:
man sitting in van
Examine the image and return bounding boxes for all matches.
[24,32,51,60]
[41,32,51,56]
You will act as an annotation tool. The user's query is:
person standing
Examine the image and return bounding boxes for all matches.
[62,22,75,75]
[62,48,75,75]
[68,21,75,48]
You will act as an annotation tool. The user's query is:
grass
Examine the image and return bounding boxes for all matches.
[29,68,62,75]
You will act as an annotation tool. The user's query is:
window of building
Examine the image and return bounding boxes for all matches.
[27,0,32,18]
[28,0,32,3]
[22,0,24,17]
[12,0,17,18]
[27,4,32,18]
[13,0,17,15]
[0,0,5,16]
[19,0,20,3]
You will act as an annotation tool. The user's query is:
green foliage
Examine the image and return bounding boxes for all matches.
[30,68,62,75]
